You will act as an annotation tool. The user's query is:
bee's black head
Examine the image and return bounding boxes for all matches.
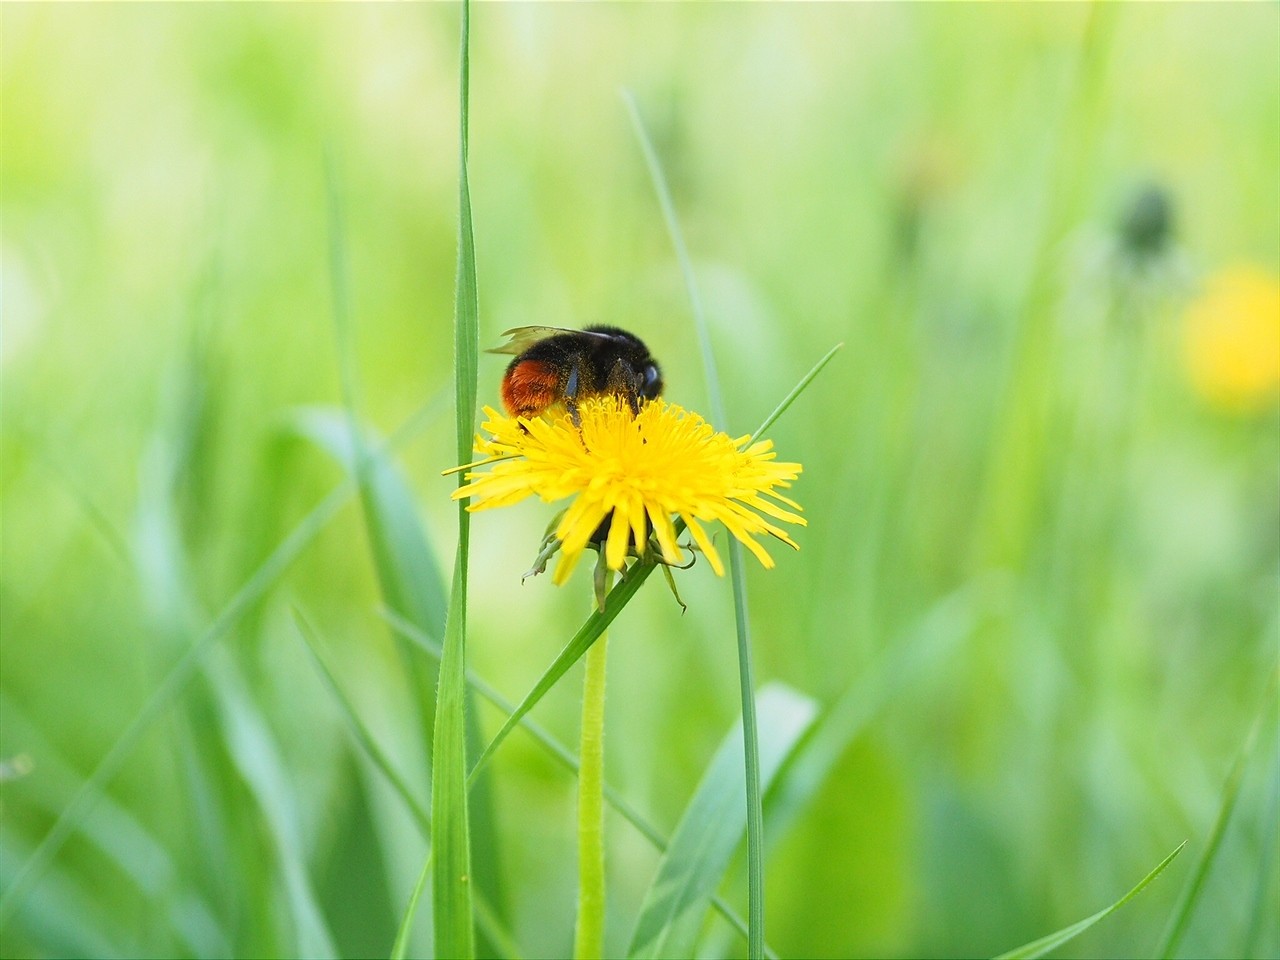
[585,325,664,401]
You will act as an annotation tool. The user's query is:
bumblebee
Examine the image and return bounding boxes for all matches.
[488,325,663,422]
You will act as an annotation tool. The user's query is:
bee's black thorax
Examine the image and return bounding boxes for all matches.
[512,326,662,406]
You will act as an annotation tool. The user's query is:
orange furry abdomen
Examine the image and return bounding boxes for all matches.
[501,359,560,418]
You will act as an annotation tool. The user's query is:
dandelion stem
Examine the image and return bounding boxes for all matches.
[575,569,613,959]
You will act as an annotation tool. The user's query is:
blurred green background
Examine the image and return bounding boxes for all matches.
[2,3,1278,958]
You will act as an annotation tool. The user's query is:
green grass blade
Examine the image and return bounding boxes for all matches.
[451,6,479,455]
[467,553,661,781]
[291,404,506,944]
[622,90,720,424]
[293,609,521,959]
[293,608,431,831]
[0,697,229,957]
[0,833,127,958]
[0,401,440,929]
[10,423,134,570]
[627,683,817,960]
[429,0,480,952]
[749,342,844,441]
[431,183,476,960]
[289,404,447,763]
[972,2,1119,572]
[768,582,990,839]
[380,607,777,959]
[625,88,770,960]
[207,650,338,960]
[320,159,449,652]
[320,161,489,947]
[1241,753,1280,957]
[392,852,433,960]
[289,408,449,646]
[994,841,1187,960]
[1155,667,1277,958]
[389,859,520,960]
[0,489,347,930]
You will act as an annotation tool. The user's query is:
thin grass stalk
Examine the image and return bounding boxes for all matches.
[748,343,843,442]
[293,608,430,830]
[295,610,525,955]
[994,841,1187,960]
[624,90,767,959]
[1241,755,1280,958]
[972,1,1119,571]
[0,697,231,956]
[0,494,336,928]
[323,153,439,750]
[727,542,763,956]
[392,853,433,960]
[1155,667,1277,958]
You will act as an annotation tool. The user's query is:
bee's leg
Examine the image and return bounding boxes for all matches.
[565,362,583,429]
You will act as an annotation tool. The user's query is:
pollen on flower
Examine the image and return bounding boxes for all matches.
[448,396,805,584]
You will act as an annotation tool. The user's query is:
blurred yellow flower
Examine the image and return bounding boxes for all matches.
[451,397,805,584]
[1183,266,1280,411]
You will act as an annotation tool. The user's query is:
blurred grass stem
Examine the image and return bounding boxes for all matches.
[974,2,1119,572]
[624,88,767,960]
[1156,667,1278,958]
[0,396,442,928]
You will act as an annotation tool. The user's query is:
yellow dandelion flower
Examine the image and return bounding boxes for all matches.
[1183,266,1280,412]
[451,397,805,585]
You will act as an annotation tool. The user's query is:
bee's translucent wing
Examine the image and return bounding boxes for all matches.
[485,325,610,355]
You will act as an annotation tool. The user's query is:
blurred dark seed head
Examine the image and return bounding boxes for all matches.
[1118,183,1176,258]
